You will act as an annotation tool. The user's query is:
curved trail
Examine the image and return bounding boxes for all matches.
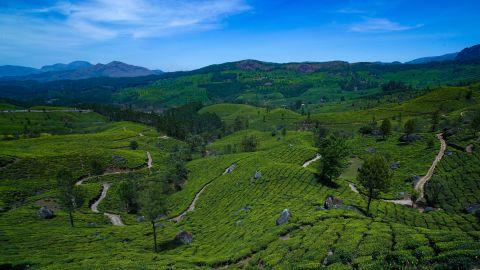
[414,133,446,201]
[147,151,152,169]
[169,165,235,223]
[91,183,124,226]
[76,151,152,225]
[302,154,321,168]
[347,134,446,208]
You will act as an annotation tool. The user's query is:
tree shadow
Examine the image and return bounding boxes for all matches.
[315,174,340,188]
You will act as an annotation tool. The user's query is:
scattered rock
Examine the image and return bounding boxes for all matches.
[239,205,252,212]
[225,163,237,174]
[405,175,420,183]
[254,171,262,179]
[424,207,434,213]
[399,134,422,143]
[366,147,376,153]
[136,216,145,222]
[37,206,54,219]
[445,151,453,157]
[390,161,400,170]
[121,238,131,244]
[174,231,194,245]
[235,220,243,226]
[275,209,291,226]
[323,195,343,209]
[465,203,480,214]
[87,222,97,227]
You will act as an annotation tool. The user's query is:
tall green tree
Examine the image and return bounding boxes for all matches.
[90,159,103,176]
[317,134,350,183]
[357,154,393,216]
[404,119,416,135]
[56,169,84,227]
[129,140,139,150]
[471,113,480,136]
[140,184,167,252]
[379,119,392,139]
[117,177,138,213]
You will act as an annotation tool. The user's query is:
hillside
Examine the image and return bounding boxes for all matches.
[1,90,480,268]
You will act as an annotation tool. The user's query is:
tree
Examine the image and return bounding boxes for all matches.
[379,119,392,139]
[56,169,84,227]
[357,154,393,216]
[117,177,138,213]
[431,110,440,132]
[240,135,258,152]
[472,113,480,136]
[129,140,139,150]
[317,134,350,183]
[281,127,287,137]
[140,184,167,252]
[404,119,416,135]
[90,159,103,176]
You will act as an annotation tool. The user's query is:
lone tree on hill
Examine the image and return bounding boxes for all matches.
[56,169,85,227]
[90,159,103,176]
[471,112,480,136]
[357,154,393,216]
[404,119,416,135]
[380,119,392,139]
[317,134,350,183]
[117,177,138,213]
[140,184,167,252]
[130,140,139,150]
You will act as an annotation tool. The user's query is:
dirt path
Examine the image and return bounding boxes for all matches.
[169,182,212,223]
[91,183,124,226]
[348,183,359,193]
[466,144,474,153]
[147,151,152,169]
[302,154,321,168]
[0,109,92,113]
[414,133,446,201]
[169,164,236,223]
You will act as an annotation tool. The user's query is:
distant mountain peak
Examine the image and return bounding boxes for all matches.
[455,44,480,61]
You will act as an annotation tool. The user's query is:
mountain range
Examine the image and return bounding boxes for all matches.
[0,61,163,81]
[1,44,479,82]
[406,44,480,64]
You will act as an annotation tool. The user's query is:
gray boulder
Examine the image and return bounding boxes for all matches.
[254,171,262,179]
[136,216,145,222]
[406,175,420,183]
[37,206,54,219]
[465,203,480,214]
[399,134,422,143]
[225,163,237,174]
[174,231,194,245]
[390,161,400,170]
[275,209,291,226]
[366,147,376,153]
[323,196,343,209]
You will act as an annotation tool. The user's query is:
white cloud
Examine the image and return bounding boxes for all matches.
[0,0,251,48]
[51,0,251,38]
[350,18,422,33]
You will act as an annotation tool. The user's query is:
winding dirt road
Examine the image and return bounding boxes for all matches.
[169,164,236,223]
[75,151,152,225]
[91,183,124,226]
[414,133,446,201]
[302,154,321,168]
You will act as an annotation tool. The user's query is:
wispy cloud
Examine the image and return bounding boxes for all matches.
[350,17,422,33]
[1,0,251,44]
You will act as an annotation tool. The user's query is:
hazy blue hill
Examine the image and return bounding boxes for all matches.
[456,44,480,61]
[406,52,458,64]
[0,65,41,77]
[40,61,93,72]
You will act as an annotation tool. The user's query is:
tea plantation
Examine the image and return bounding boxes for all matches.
[0,83,479,269]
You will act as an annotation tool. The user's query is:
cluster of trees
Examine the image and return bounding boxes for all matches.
[381,80,412,94]
[86,102,223,142]
[314,126,393,216]
[339,76,378,91]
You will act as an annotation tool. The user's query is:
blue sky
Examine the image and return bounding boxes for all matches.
[1,0,479,71]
